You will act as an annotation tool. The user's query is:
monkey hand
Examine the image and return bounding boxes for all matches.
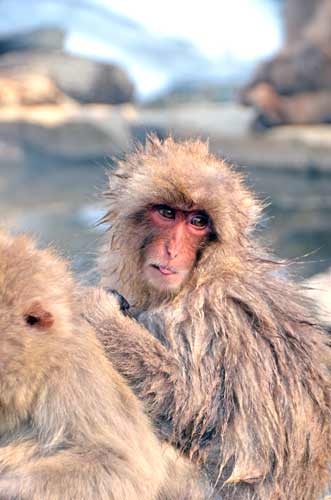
[78,287,130,330]
[105,288,130,315]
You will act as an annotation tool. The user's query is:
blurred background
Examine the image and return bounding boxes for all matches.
[0,0,330,319]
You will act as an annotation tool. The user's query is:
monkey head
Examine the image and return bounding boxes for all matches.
[100,137,261,306]
[0,233,74,411]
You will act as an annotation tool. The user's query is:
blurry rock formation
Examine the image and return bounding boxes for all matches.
[0,74,66,106]
[0,27,66,54]
[0,26,135,157]
[240,0,331,129]
[0,27,135,105]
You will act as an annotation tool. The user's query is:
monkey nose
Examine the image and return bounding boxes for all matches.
[165,242,178,259]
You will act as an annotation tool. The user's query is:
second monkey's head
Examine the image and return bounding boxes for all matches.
[100,136,261,307]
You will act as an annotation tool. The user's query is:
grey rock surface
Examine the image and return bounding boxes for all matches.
[0,27,66,54]
[0,51,135,105]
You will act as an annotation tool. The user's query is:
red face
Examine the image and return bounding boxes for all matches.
[143,204,211,292]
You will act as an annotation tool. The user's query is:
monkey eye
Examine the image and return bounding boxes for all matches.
[155,205,176,219]
[189,213,210,229]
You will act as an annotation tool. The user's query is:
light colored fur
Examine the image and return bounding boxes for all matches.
[0,232,203,500]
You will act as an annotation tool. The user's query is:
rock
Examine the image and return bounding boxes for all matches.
[0,103,131,161]
[0,27,66,54]
[242,0,331,96]
[131,102,255,141]
[0,74,66,106]
[0,51,135,105]
[305,269,331,325]
[53,56,135,105]
[147,81,235,107]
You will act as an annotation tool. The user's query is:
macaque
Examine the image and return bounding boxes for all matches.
[83,137,331,499]
[0,232,203,500]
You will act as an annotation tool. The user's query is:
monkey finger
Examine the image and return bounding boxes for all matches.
[105,289,131,316]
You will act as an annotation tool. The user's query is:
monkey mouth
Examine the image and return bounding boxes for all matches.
[151,264,177,276]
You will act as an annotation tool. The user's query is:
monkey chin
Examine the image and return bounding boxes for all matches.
[143,263,189,294]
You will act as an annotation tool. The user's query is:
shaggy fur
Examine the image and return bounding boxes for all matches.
[89,136,331,499]
[0,232,203,500]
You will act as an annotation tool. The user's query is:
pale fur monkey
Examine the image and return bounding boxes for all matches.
[0,232,204,500]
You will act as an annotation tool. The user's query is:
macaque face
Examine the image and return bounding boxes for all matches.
[143,204,211,292]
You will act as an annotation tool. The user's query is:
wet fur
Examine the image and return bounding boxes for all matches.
[93,137,331,499]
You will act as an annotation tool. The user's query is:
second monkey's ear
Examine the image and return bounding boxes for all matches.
[24,301,54,330]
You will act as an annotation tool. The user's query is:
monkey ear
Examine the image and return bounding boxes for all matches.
[24,301,54,330]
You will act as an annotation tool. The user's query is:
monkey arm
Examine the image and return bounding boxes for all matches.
[81,288,179,429]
